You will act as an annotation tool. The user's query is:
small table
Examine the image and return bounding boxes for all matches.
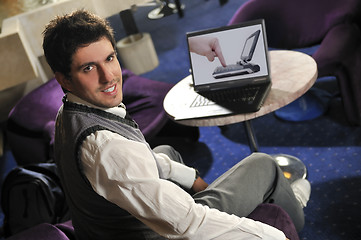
[164,50,318,182]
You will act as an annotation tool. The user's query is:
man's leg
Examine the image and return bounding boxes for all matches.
[153,146,305,231]
[193,152,305,232]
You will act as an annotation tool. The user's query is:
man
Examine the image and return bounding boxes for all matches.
[43,9,310,240]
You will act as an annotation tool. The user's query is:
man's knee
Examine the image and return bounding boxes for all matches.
[244,152,278,169]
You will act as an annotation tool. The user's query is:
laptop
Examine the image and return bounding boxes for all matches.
[179,19,271,119]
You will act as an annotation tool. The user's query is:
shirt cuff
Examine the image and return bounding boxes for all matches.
[169,161,196,190]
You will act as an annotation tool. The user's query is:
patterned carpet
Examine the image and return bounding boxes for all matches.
[112,1,361,239]
[197,112,361,239]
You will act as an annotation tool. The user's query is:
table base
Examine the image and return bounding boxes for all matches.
[271,154,307,183]
[244,120,307,183]
[148,1,184,19]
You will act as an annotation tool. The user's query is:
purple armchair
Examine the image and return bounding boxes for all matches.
[5,69,176,165]
[6,220,75,240]
[6,204,299,240]
[229,0,361,125]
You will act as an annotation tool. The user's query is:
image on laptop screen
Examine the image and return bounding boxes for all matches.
[187,19,269,91]
[241,30,260,62]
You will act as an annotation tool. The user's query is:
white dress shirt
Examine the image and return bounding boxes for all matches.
[67,93,285,240]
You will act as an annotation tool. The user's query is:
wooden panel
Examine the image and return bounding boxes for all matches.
[0,32,37,91]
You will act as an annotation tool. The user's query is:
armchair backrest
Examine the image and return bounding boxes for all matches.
[228,0,361,49]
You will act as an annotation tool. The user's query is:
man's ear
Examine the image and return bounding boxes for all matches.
[55,72,72,92]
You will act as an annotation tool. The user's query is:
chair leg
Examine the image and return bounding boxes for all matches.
[148,0,184,19]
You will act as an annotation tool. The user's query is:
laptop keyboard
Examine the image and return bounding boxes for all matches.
[205,86,261,104]
[214,63,247,74]
[213,63,254,78]
[190,94,215,107]
[191,86,261,108]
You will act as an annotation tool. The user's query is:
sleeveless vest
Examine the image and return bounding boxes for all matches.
[54,98,166,240]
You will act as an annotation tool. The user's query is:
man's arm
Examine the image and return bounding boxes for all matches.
[81,130,287,240]
[153,151,209,192]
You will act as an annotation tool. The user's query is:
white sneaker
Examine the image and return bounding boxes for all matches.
[291,179,311,208]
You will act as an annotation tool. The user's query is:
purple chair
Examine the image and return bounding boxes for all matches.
[6,204,299,240]
[229,0,361,125]
[5,69,175,165]
[248,203,299,240]
[6,221,74,240]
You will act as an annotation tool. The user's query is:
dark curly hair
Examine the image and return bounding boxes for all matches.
[42,9,116,79]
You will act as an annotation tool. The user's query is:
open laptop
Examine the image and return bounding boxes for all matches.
[177,19,271,120]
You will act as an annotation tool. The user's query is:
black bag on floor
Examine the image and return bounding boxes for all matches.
[1,163,70,237]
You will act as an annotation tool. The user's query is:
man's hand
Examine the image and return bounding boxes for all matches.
[192,177,209,193]
[188,37,227,67]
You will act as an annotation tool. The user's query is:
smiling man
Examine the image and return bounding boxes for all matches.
[42,10,310,240]
[56,37,123,108]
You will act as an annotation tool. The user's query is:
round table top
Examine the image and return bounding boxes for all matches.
[163,50,318,127]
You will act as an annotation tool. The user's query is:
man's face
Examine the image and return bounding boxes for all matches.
[59,37,123,108]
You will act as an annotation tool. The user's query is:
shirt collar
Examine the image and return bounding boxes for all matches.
[66,93,127,118]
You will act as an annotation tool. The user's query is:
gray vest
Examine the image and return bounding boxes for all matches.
[54,98,166,240]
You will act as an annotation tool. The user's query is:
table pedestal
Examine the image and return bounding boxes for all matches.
[244,120,307,183]
[272,154,307,183]
[148,0,184,19]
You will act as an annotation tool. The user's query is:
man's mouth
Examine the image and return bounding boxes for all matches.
[103,85,115,93]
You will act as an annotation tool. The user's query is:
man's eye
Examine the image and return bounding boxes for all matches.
[83,65,93,72]
[107,55,114,62]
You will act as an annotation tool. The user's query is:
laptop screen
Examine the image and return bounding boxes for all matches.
[187,19,269,91]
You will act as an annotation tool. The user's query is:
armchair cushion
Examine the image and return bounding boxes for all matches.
[248,203,299,240]
[6,222,71,240]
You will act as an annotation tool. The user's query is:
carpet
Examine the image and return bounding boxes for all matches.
[109,0,361,239]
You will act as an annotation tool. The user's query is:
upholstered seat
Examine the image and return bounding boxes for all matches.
[228,0,361,125]
[6,221,73,240]
[6,204,299,240]
[6,69,175,165]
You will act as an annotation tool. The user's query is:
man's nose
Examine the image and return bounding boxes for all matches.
[99,65,113,83]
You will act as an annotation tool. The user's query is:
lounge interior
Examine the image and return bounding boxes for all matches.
[0,0,360,239]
